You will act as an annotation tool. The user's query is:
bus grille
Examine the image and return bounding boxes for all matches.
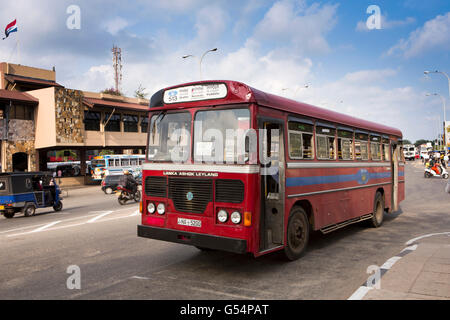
[215,179,244,203]
[168,178,213,214]
[145,176,167,198]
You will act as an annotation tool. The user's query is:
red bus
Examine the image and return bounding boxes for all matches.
[138,80,405,260]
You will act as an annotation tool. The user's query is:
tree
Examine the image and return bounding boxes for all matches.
[414,139,431,147]
[402,139,412,145]
[134,84,148,99]
[101,88,123,96]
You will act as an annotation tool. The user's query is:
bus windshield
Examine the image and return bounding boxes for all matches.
[148,112,192,162]
[91,159,106,167]
[194,108,250,163]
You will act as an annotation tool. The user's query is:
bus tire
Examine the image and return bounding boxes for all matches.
[284,207,310,261]
[23,204,36,217]
[369,192,384,228]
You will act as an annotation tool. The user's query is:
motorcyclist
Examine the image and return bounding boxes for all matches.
[123,170,137,194]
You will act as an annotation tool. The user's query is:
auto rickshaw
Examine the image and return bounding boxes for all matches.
[0,172,63,219]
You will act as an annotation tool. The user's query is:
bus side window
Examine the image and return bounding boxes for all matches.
[355,132,369,161]
[337,129,354,160]
[383,144,390,161]
[315,125,336,160]
[338,139,353,160]
[287,121,314,160]
[370,142,381,161]
[316,135,328,159]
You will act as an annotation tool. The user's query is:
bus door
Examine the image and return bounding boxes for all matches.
[391,141,399,212]
[258,118,285,252]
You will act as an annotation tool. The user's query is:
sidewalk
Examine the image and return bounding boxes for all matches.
[59,185,101,198]
[363,234,450,300]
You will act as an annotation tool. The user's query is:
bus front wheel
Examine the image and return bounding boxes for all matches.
[284,207,310,261]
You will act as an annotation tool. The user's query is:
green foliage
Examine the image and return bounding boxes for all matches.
[134,84,148,99]
[101,88,123,96]
[99,149,114,156]
[414,139,432,147]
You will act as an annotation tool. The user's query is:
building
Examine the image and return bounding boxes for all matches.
[0,62,149,185]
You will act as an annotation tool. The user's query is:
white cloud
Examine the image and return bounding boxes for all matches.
[386,12,450,58]
[253,0,339,55]
[194,5,229,43]
[101,17,129,36]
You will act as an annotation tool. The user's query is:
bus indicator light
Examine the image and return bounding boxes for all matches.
[244,212,251,227]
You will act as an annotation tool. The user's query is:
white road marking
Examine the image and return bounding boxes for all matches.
[131,276,150,280]
[87,211,114,223]
[348,286,373,300]
[401,244,418,252]
[129,210,140,217]
[4,209,138,238]
[405,232,450,245]
[31,221,62,233]
[380,256,402,270]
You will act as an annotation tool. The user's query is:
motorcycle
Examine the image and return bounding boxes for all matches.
[424,165,449,179]
[116,185,141,205]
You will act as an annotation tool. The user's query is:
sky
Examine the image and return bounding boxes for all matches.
[0,0,449,142]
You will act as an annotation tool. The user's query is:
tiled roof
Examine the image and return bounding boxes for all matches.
[5,74,63,88]
[0,89,39,104]
[83,97,148,112]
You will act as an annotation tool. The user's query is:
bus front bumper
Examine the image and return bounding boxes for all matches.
[137,225,247,254]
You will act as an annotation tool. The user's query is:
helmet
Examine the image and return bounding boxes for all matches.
[123,170,130,175]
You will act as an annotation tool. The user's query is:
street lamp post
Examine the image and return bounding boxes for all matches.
[424,70,450,153]
[183,48,218,80]
[426,93,447,152]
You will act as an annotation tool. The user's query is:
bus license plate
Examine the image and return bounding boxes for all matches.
[177,218,201,228]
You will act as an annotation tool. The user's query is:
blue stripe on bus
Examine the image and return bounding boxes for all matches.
[286,169,393,187]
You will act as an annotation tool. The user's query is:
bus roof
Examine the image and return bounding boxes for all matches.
[150,80,403,138]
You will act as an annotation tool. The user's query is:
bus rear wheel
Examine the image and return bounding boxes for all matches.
[369,192,384,228]
[284,207,310,261]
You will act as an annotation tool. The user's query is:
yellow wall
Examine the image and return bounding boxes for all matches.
[26,87,57,149]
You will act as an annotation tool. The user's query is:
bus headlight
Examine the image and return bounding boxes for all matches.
[231,212,241,224]
[157,203,165,215]
[217,210,228,223]
[147,203,155,214]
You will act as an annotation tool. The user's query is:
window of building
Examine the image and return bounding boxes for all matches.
[141,116,149,133]
[370,135,382,161]
[10,104,34,120]
[355,132,369,160]
[338,129,353,160]
[84,111,101,131]
[288,121,314,159]
[105,113,121,132]
[123,114,138,132]
[315,125,336,160]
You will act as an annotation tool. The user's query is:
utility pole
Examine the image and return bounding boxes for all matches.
[112,45,122,94]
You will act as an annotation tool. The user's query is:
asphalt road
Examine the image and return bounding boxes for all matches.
[0,162,449,300]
